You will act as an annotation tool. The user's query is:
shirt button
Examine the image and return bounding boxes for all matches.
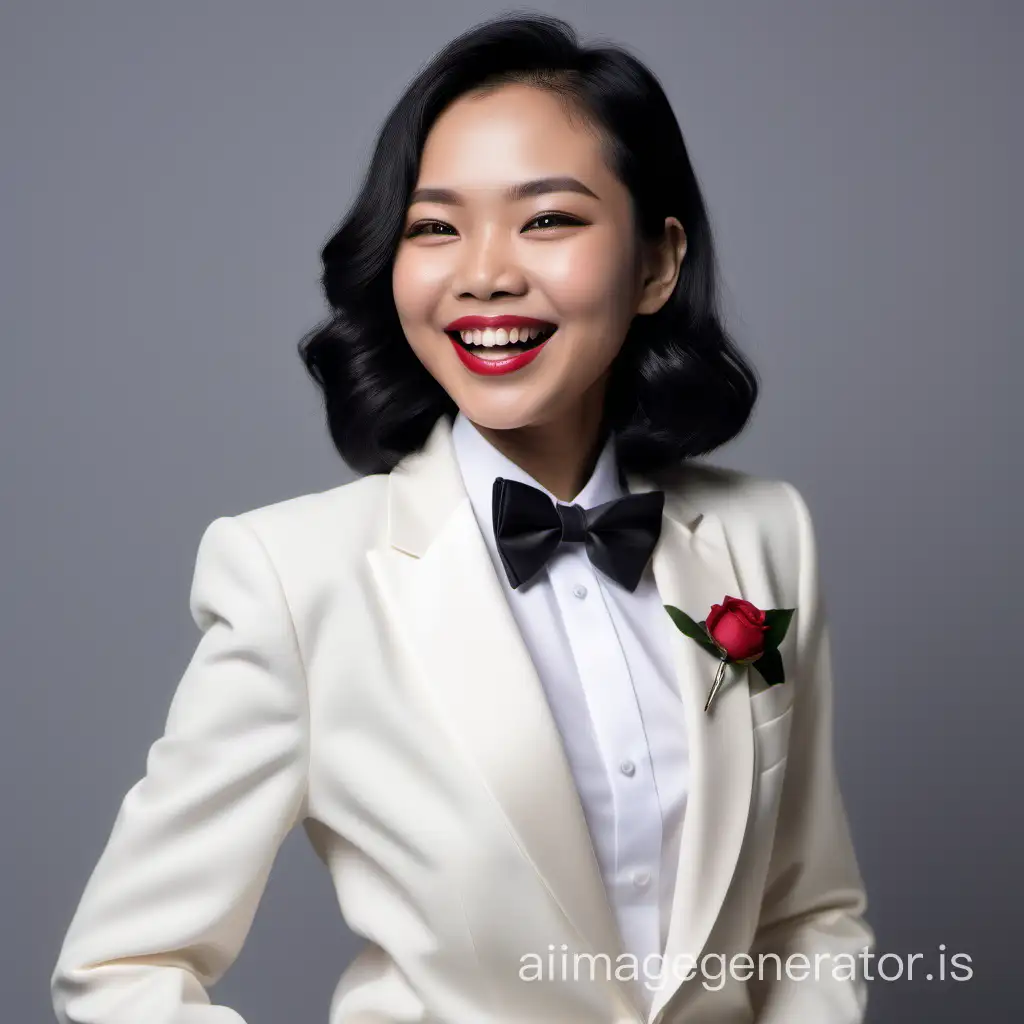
[631,869,651,889]
[619,760,636,777]
[572,583,588,599]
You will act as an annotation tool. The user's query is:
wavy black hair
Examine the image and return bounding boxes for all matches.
[298,10,759,477]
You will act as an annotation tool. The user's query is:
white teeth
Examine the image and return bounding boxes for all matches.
[458,325,554,347]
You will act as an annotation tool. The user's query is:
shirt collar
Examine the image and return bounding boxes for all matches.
[451,410,624,538]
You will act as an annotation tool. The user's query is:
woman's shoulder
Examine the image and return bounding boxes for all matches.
[238,471,387,523]
[217,473,391,573]
[656,457,817,586]
[652,460,816,618]
[658,457,806,535]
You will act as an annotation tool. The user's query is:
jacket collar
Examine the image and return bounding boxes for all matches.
[388,412,706,559]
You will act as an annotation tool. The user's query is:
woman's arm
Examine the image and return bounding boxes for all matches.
[746,481,876,1023]
[51,515,309,1024]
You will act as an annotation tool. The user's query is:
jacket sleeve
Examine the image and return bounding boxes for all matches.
[746,482,875,1023]
[51,515,309,1024]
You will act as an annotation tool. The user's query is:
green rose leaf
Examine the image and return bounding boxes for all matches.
[663,604,720,657]
[752,647,786,686]
[761,608,794,652]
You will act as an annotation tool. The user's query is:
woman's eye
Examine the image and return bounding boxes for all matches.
[403,212,584,239]
[525,212,584,231]
[404,220,455,238]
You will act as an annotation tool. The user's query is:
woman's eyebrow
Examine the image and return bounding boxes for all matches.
[409,175,600,206]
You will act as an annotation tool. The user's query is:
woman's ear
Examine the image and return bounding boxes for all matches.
[636,216,687,315]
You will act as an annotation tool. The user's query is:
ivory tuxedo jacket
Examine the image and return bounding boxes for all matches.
[51,412,874,1024]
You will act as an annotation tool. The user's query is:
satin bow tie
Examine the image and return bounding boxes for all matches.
[491,476,665,592]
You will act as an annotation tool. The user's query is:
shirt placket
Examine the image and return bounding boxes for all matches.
[545,546,664,963]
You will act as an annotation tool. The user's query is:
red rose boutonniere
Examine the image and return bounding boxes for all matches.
[664,596,795,713]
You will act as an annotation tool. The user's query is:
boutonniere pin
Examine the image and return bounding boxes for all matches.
[664,596,795,714]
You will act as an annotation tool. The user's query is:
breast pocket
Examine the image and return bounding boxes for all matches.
[749,682,794,773]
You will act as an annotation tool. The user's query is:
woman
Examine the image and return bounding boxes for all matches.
[51,14,874,1024]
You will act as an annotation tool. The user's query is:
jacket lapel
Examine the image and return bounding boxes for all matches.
[623,469,755,1022]
[366,415,755,1023]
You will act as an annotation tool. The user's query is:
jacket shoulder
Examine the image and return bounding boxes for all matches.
[226,472,390,570]
[661,458,800,535]
[663,459,821,605]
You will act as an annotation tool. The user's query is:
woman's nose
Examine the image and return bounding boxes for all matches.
[452,228,526,298]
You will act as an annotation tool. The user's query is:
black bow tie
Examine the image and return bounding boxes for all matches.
[491,477,665,592]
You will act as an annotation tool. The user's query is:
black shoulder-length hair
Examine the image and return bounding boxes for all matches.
[298,11,758,478]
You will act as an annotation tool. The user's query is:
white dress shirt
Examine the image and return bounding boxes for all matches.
[451,411,691,1010]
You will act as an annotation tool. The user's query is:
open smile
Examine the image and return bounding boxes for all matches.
[445,322,557,376]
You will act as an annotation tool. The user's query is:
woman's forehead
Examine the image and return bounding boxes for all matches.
[421,87,597,155]
[411,88,623,209]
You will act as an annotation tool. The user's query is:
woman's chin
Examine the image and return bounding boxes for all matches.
[450,395,556,433]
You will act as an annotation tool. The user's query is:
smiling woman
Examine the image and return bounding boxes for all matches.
[51,12,873,1024]
[391,81,689,444]
[298,13,759,490]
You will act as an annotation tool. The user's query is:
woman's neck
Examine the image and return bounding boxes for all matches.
[468,381,610,502]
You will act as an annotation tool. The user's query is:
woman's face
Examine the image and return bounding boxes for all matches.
[392,82,683,432]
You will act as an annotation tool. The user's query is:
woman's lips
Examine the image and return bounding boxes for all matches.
[445,315,556,332]
[448,329,553,376]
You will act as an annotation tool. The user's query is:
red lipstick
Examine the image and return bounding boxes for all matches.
[445,315,556,331]
[451,337,550,375]
[445,314,557,377]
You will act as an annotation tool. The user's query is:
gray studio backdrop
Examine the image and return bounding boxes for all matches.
[2,2,1018,1022]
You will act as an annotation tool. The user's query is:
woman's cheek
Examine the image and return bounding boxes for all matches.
[393,248,433,301]
[391,259,419,321]
[549,242,631,314]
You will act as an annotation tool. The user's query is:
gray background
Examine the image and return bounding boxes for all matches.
[3,2,1019,1021]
